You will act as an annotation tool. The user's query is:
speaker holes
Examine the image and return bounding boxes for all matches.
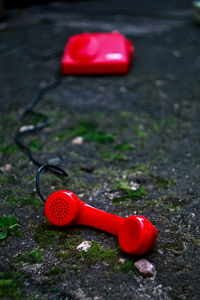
[49,198,70,220]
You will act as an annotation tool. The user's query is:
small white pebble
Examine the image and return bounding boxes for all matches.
[120,86,127,93]
[119,258,126,264]
[19,125,34,132]
[155,79,165,87]
[0,164,12,172]
[134,259,156,277]
[72,136,84,145]
[76,241,91,252]
[173,50,181,57]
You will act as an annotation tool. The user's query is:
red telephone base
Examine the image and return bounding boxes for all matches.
[61,32,135,75]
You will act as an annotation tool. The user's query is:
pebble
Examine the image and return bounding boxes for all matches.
[48,157,61,165]
[0,163,12,172]
[134,259,156,277]
[76,241,91,252]
[72,136,84,144]
[19,125,34,132]
[119,258,126,264]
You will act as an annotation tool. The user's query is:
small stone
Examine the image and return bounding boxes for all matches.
[119,258,126,264]
[102,262,110,267]
[0,164,12,172]
[48,157,61,165]
[155,79,165,87]
[19,125,34,132]
[72,136,84,145]
[173,50,181,57]
[120,86,127,93]
[76,241,91,252]
[134,259,156,277]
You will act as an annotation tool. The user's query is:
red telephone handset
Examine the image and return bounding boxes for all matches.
[45,190,158,255]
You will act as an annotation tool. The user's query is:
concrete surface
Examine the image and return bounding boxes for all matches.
[0,1,200,299]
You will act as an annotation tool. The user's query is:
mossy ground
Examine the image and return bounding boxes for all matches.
[0,2,200,299]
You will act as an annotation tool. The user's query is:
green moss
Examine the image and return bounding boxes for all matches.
[123,164,149,177]
[151,118,175,134]
[114,143,134,151]
[0,144,19,156]
[167,204,181,211]
[150,174,176,189]
[4,190,42,208]
[101,151,126,161]
[28,138,42,152]
[116,179,131,191]
[114,259,136,272]
[193,239,200,247]
[0,216,19,240]
[88,132,114,144]
[51,119,114,144]
[48,266,65,275]
[134,124,148,138]
[35,225,66,248]
[145,199,158,206]
[69,241,136,272]
[35,223,81,249]
[13,249,44,264]
[112,188,147,204]
[0,112,16,128]
[39,173,67,190]
[113,179,147,203]
[0,216,19,229]
[0,175,17,185]
[22,111,47,126]
[0,272,24,300]
[76,241,117,264]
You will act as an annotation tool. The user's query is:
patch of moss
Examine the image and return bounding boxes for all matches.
[114,143,134,152]
[0,144,19,156]
[0,216,19,240]
[134,124,148,138]
[112,188,147,204]
[167,204,181,211]
[28,137,42,152]
[114,259,136,272]
[47,266,65,275]
[39,172,67,190]
[73,241,135,272]
[116,179,131,191]
[123,164,150,177]
[0,175,17,185]
[13,249,44,264]
[113,179,147,203]
[193,239,200,247]
[151,118,175,134]
[0,271,24,300]
[0,112,16,128]
[51,119,114,144]
[0,216,19,229]
[35,223,81,249]
[101,151,126,161]
[76,241,117,264]
[4,190,42,208]
[150,174,176,189]
[145,199,158,206]
[88,132,114,144]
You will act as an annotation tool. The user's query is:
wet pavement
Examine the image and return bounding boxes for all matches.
[0,1,200,299]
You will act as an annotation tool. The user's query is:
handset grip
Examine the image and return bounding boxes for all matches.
[75,203,124,235]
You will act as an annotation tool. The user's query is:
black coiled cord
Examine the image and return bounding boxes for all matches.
[15,71,68,202]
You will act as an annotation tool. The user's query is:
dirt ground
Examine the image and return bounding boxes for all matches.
[0,1,200,299]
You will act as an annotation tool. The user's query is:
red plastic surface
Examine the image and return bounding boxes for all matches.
[45,190,158,255]
[61,32,135,75]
